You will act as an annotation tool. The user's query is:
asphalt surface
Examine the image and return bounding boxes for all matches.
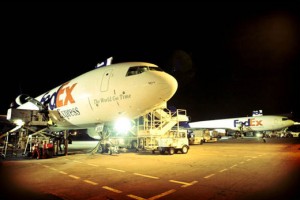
[1,138,300,200]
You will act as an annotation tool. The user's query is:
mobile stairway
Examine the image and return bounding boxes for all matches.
[137,108,190,155]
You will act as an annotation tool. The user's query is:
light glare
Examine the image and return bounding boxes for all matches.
[114,117,131,134]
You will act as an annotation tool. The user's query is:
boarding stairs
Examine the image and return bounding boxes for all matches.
[137,108,189,151]
[141,108,188,136]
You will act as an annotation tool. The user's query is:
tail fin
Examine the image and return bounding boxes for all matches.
[252,110,263,116]
[95,57,113,68]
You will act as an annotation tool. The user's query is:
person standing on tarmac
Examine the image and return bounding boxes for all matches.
[59,136,65,153]
[32,140,43,159]
[262,133,266,143]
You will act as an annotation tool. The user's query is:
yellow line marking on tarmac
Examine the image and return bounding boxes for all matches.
[73,160,83,163]
[43,165,50,168]
[219,168,228,172]
[84,180,98,185]
[240,161,245,164]
[102,186,122,193]
[68,175,80,179]
[204,174,215,179]
[87,163,98,167]
[169,180,189,185]
[230,164,237,168]
[50,167,57,171]
[127,194,146,200]
[107,168,126,172]
[59,171,67,175]
[246,159,251,161]
[169,180,198,187]
[148,189,176,200]
[181,181,198,188]
[133,173,159,179]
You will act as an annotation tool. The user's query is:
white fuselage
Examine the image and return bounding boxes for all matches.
[17,62,178,138]
[189,115,295,132]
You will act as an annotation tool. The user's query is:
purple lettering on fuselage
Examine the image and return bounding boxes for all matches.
[234,118,263,127]
[40,82,77,110]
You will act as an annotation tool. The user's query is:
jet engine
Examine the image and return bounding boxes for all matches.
[11,94,47,111]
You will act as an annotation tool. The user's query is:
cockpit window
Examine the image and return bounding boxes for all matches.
[126,66,164,76]
[282,117,289,121]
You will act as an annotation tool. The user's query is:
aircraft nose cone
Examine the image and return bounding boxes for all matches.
[160,73,178,101]
[166,74,178,97]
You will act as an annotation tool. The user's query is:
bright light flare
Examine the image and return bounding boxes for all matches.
[256,133,263,138]
[13,119,24,126]
[114,117,132,134]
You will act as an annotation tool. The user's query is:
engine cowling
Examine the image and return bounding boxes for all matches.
[15,94,31,106]
[10,94,31,108]
[11,94,47,111]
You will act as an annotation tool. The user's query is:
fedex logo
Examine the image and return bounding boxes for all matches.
[234,118,263,127]
[40,82,77,110]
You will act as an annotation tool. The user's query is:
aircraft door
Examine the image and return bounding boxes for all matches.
[101,69,113,92]
[88,69,113,110]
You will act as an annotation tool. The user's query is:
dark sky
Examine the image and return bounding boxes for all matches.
[1,2,300,121]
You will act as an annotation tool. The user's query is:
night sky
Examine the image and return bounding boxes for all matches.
[1,2,300,122]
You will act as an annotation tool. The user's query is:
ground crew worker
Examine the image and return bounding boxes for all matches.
[42,141,47,159]
[32,142,40,159]
[59,137,63,153]
[262,133,266,143]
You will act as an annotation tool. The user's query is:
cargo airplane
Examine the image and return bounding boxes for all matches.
[6,60,178,140]
[188,110,296,137]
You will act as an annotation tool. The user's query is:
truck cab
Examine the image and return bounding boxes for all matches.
[156,129,189,155]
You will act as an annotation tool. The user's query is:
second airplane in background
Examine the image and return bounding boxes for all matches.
[188,110,296,137]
